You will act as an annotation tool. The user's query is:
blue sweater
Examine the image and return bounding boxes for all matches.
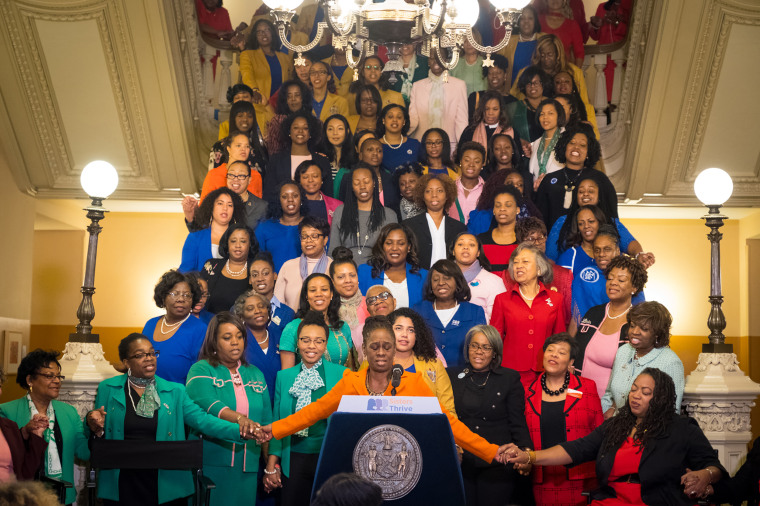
[357,263,428,308]
[254,219,301,272]
[546,216,636,262]
[142,316,207,384]
[572,264,646,325]
[412,300,486,367]
[180,228,213,272]
[246,326,283,403]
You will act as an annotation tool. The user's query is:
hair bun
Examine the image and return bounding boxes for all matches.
[331,246,354,262]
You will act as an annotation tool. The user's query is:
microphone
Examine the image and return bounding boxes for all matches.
[391,364,403,396]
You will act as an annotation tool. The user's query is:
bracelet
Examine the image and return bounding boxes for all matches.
[706,467,715,483]
[634,252,642,260]
[263,465,281,475]
[524,449,536,465]
[236,414,243,423]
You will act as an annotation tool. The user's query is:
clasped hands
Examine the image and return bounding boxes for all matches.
[493,443,533,475]
[21,414,49,439]
[681,468,714,500]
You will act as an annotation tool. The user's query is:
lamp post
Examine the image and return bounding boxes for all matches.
[683,167,760,474]
[693,167,734,353]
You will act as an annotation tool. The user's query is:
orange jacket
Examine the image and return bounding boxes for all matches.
[199,163,263,202]
[271,369,499,463]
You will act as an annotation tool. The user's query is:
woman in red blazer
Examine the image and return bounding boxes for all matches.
[522,333,603,506]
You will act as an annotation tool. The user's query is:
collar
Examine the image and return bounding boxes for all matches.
[509,281,548,297]
[270,295,282,309]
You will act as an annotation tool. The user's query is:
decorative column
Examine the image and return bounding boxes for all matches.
[682,168,760,475]
[58,161,120,502]
[592,54,608,127]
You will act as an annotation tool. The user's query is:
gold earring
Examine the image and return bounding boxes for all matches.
[29,385,33,394]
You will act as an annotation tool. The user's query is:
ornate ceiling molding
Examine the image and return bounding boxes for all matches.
[666,0,760,199]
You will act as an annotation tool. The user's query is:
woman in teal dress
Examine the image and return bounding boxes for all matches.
[264,311,347,506]
[279,273,355,370]
[0,349,88,505]
[84,333,257,505]
[185,312,273,505]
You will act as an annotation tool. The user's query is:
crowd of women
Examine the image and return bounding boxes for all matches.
[1,1,758,505]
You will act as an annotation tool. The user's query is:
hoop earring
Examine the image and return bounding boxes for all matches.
[128,367,132,376]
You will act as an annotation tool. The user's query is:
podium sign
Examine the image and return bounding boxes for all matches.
[312,397,465,505]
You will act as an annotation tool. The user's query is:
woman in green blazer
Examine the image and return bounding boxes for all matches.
[85,333,257,505]
[0,349,88,505]
[265,311,347,506]
[185,312,273,505]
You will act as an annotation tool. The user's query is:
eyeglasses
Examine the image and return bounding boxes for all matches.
[526,80,542,87]
[366,291,392,306]
[525,235,547,245]
[34,373,65,382]
[300,233,325,242]
[199,291,210,299]
[299,337,327,345]
[309,70,328,76]
[425,140,443,146]
[360,98,376,104]
[364,65,381,70]
[128,351,160,360]
[469,343,494,353]
[167,291,193,300]
[227,173,249,181]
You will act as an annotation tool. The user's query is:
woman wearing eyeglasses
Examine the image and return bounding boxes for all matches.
[264,311,347,505]
[346,55,404,116]
[142,270,208,384]
[274,217,333,312]
[309,60,349,123]
[0,349,88,505]
[447,325,532,506]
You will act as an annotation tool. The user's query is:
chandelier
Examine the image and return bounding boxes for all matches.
[261,0,530,80]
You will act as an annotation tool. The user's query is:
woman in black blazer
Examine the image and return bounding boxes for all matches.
[262,111,333,204]
[447,324,532,506]
[504,367,726,505]
[402,173,466,270]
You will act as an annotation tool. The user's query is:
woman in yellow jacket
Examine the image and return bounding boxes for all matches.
[308,60,349,123]
[360,307,456,415]
[346,55,405,116]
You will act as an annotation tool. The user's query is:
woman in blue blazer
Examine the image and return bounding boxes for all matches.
[264,311,347,506]
[85,333,256,505]
[412,259,486,367]
[0,350,88,505]
[357,223,428,308]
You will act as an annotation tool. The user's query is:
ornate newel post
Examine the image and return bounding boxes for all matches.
[59,162,120,501]
[683,168,760,474]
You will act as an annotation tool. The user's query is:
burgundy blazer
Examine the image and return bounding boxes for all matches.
[525,373,603,483]
[0,416,46,480]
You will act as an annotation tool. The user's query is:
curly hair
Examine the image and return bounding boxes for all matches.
[267,180,307,220]
[480,53,509,79]
[447,231,492,272]
[600,368,676,456]
[275,79,313,116]
[391,161,424,192]
[553,123,601,169]
[295,273,344,330]
[198,311,248,367]
[226,83,253,104]
[515,216,547,242]
[194,187,245,229]
[16,349,62,389]
[489,185,524,213]
[476,170,523,210]
[376,104,411,138]
[297,310,330,342]
[419,128,456,173]
[561,205,608,250]
[282,110,322,151]
[412,173,457,213]
[310,60,337,94]
[218,223,259,259]
[604,255,648,296]
[388,308,437,362]
[423,259,471,303]
[367,223,422,278]
[153,269,201,308]
[517,66,553,96]
[470,90,511,130]
[362,315,394,343]
[627,301,672,348]
[232,289,270,323]
[458,140,486,166]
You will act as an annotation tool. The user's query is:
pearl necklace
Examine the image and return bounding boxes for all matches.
[255,331,269,346]
[225,261,248,276]
[160,313,191,335]
[382,135,404,149]
[518,285,537,301]
[519,33,537,42]
[606,302,632,320]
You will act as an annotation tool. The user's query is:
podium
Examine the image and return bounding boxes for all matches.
[311,396,465,505]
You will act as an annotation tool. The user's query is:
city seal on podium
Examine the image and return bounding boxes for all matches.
[352,424,423,500]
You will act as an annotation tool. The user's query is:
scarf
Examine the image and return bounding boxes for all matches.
[300,251,329,280]
[463,260,482,284]
[472,124,514,151]
[340,291,363,329]
[400,54,418,102]
[289,359,325,437]
[400,197,424,221]
[128,372,161,418]
[27,394,62,479]
[428,72,445,129]
[536,129,561,176]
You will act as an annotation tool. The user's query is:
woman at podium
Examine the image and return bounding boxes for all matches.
[258,316,511,465]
